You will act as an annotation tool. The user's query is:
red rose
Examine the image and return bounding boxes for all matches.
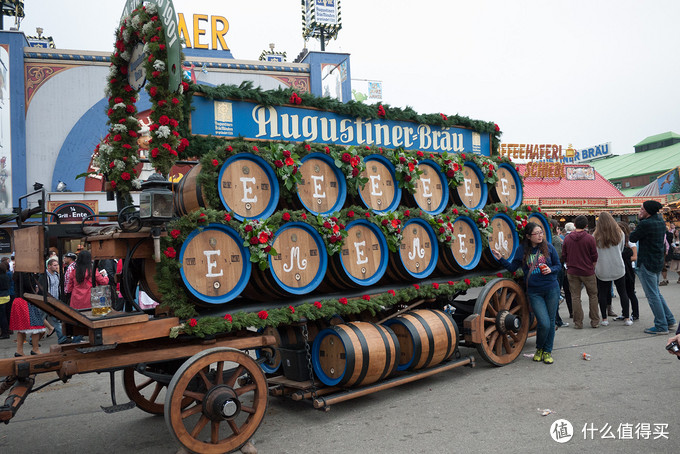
[388,289,396,296]
[212,159,219,167]
[342,152,351,163]
[226,145,233,152]
[377,105,386,117]
[348,210,355,218]
[249,236,259,245]
[301,213,307,220]
[352,168,360,177]
[314,301,322,309]
[163,247,176,258]
[244,225,253,232]
[282,212,291,221]
[188,318,197,327]
[324,146,330,153]
[110,181,117,189]
[527,206,533,211]
[264,245,272,253]
[121,172,131,181]
[224,213,232,221]
[362,295,371,301]
[339,297,348,305]
[252,146,259,152]
[464,278,471,286]
[258,310,268,320]
[151,148,159,158]
[304,144,311,151]
[413,284,420,289]
[440,113,448,121]
[283,150,292,158]
[289,306,295,313]
[170,229,181,239]
[461,153,466,160]
[495,123,500,132]
[149,86,158,97]
[433,283,440,289]
[224,314,232,322]
[158,115,170,125]
[274,160,284,168]
[452,209,458,215]
[497,273,503,278]
[113,134,122,142]
[446,169,455,178]
[447,281,454,285]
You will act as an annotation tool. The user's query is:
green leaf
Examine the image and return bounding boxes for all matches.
[258,260,268,271]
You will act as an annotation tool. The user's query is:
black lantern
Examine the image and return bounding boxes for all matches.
[139,173,173,225]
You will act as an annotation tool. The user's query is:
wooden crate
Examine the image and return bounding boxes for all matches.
[88,233,154,260]
[14,226,45,273]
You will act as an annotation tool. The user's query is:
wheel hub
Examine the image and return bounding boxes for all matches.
[496,310,521,333]
[202,385,240,421]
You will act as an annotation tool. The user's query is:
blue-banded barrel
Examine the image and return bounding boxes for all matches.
[451,161,488,210]
[358,154,402,214]
[255,327,282,374]
[482,212,520,267]
[295,152,347,215]
[384,218,439,282]
[218,153,279,220]
[320,219,388,291]
[406,159,449,215]
[489,163,523,209]
[436,215,483,274]
[312,322,400,387]
[179,223,251,305]
[173,164,209,216]
[241,222,328,301]
[528,212,552,243]
[382,309,458,371]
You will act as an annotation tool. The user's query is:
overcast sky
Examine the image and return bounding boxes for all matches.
[15,0,680,155]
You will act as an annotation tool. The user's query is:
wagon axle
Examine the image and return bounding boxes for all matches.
[496,309,521,333]
[203,385,241,421]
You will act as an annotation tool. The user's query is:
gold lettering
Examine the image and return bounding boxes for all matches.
[178,13,191,47]
[211,16,229,50]
[193,14,209,49]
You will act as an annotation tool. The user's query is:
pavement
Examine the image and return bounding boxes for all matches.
[0,278,679,454]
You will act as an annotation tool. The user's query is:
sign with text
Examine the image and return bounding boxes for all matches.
[191,96,491,155]
[47,201,98,223]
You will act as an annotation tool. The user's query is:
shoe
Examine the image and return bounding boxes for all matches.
[0,335,9,339]
[58,337,73,345]
[677,278,680,284]
[46,327,55,338]
[624,319,633,326]
[644,327,669,335]
[14,352,22,357]
[591,324,599,328]
[614,315,625,321]
[601,319,609,326]
[542,352,554,365]
[607,309,618,317]
[533,349,543,362]
[632,315,639,321]
[668,321,677,328]
[660,280,669,286]
[574,324,583,329]
[30,350,39,355]
[558,322,569,327]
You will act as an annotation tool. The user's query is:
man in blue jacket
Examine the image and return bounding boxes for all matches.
[630,200,676,334]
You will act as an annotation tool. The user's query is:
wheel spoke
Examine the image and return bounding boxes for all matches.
[483,316,496,323]
[502,334,512,353]
[509,305,521,315]
[190,415,210,437]
[215,361,224,385]
[225,365,245,388]
[486,300,498,317]
[484,324,497,338]
[183,390,205,402]
[498,288,508,310]
[240,405,256,415]
[181,403,203,418]
[228,419,240,435]
[136,377,154,392]
[198,369,213,389]
[211,421,220,444]
[494,334,503,355]
[235,383,256,396]
[487,331,499,348]
[508,331,519,343]
[149,383,163,404]
[503,292,517,309]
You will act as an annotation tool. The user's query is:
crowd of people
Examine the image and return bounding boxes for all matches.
[493,200,680,365]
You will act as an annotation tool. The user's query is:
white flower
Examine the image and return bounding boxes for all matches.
[122,28,131,43]
[145,3,157,14]
[132,179,142,190]
[112,124,128,133]
[156,125,171,139]
[113,102,127,110]
[143,42,150,54]
[153,60,166,72]
[99,143,113,155]
[142,22,153,35]
[120,50,131,62]
[131,15,142,30]
[178,83,184,95]
[114,160,126,171]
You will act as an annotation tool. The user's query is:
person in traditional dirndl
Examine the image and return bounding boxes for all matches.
[9,272,45,356]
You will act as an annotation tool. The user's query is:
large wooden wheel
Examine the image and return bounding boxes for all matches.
[164,348,268,454]
[473,278,529,366]
[123,364,191,415]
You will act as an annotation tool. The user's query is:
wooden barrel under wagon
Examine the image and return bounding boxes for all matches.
[295,152,347,215]
[384,218,439,282]
[218,153,279,220]
[488,163,523,209]
[436,215,483,274]
[481,212,519,268]
[312,321,400,387]
[173,164,209,217]
[320,219,389,291]
[528,212,552,243]
[358,154,402,214]
[451,161,488,210]
[405,159,449,216]
[179,223,251,305]
[241,222,328,301]
[382,309,458,371]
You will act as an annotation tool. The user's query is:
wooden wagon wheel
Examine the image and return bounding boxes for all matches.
[473,278,530,366]
[123,364,192,415]
[164,348,268,454]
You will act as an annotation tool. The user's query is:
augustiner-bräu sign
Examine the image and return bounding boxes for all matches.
[190,96,492,155]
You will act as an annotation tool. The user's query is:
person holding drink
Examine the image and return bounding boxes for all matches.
[65,250,109,311]
[491,222,562,364]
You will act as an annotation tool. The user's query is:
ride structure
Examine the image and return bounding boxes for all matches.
[0,3,550,453]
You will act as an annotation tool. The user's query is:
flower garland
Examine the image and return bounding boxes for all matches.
[434,152,465,188]
[327,144,368,193]
[238,218,276,270]
[385,148,424,194]
[95,4,187,196]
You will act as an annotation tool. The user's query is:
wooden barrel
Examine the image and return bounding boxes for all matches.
[179,223,251,305]
[173,164,209,216]
[312,322,400,387]
[242,222,327,300]
[255,327,282,374]
[358,154,402,214]
[407,159,449,215]
[481,213,519,268]
[139,259,163,303]
[488,163,523,209]
[528,212,552,243]
[384,218,438,282]
[296,152,347,215]
[451,161,488,210]
[382,309,458,371]
[218,153,279,220]
[320,219,388,291]
[436,215,482,274]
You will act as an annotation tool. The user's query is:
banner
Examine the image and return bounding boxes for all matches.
[191,96,491,155]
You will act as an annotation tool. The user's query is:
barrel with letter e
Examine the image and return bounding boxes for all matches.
[405,159,449,216]
[295,152,347,215]
[451,161,488,210]
[218,153,279,220]
[358,154,402,214]
[488,163,523,209]
[436,215,483,274]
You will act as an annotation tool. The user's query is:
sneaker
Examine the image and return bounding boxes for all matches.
[644,327,669,335]
[533,349,543,362]
[668,321,677,328]
[614,315,625,321]
[574,324,583,329]
[559,322,569,327]
[624,319,633,326]
[542,352,554,365]
[607,309,618,317]
[601,319,609,326]
[660,280,669,286]
[632,315,639,321]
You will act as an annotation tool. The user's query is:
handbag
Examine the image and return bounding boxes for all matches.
[90,268,112,314]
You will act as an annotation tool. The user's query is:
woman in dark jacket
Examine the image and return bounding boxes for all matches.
[0,262,10,338]
[491,222,561,365]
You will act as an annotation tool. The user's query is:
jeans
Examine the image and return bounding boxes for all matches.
[48,315,69,344]
[636,264,676,331]
[527,283,560,353]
